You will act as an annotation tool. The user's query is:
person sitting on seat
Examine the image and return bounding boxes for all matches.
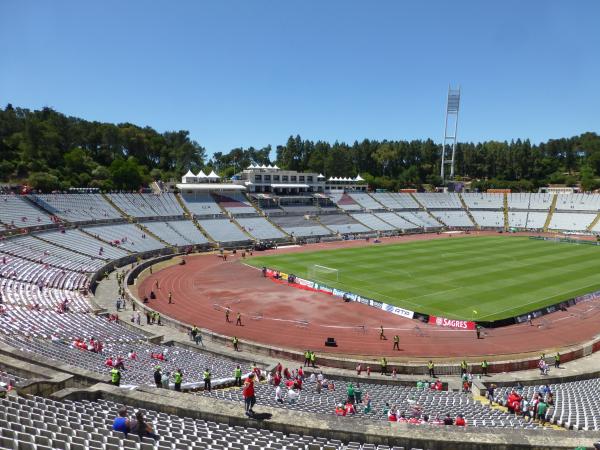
[455,414,466,426]
[112,406,131,436]
[334,403,346,416]
[131,411,159,441]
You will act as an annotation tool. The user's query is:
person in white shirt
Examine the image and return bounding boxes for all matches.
[275,385,284,403]
[287,388,299,404]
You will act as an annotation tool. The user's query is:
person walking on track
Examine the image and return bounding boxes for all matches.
[225,309,230,323]
[379,325,386,340]
[236,312,243,326]
[393,335,400,351]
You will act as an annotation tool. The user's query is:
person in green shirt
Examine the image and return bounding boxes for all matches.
[110,368,121,387]
[554,353,560,369]
[460,360,468,376]
[427,360,435,378]
[232,336,239,352]
[346,383,355,404]
[481,360,489,376]
[234,365,242,387]
[537,400,548,425]
[309,351,316,368]
[203,368,211,392]
[304,350,310,367]
[354,383,363,404]
[173,369,183,392]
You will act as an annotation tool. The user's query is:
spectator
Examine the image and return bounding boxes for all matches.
[243,373,256,416]
[344,400,356,415]
[335,403,346,416]
[275,385,284,403]
[354,383,363,404]
[131,411,159,441]
[443,413,454,425]
[455,414,466,426]
[153,367,162,388]
[346,383,355,404]
[161,371,170,389]
[537,400,548,425]
[112,407,131,436]
[287,387,299,405]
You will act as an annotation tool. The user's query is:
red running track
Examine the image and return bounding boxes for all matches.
[138,233,600,360]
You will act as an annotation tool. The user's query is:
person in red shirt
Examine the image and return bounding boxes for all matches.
[335,403,346,416]
[344,401,356,415]
[273,372,281,386]
[283,367,291,379]
[243,374,256,416]
[455,414,466,426]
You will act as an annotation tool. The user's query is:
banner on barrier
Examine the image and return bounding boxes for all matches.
[383,303,415,319]
[428,315,476,330]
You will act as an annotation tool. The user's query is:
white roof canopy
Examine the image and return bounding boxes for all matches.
[207,170,220,179]
[196,170,207,178]
[355,174,365,181]
[183,170,195,178]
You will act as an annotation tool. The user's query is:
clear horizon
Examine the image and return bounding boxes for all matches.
[1,1,599,156]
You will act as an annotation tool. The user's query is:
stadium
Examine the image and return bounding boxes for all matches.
[2,183,600,450]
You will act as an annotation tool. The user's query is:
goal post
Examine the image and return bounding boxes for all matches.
[307,264,339,283]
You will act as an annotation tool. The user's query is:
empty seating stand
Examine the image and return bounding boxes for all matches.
[141,221,208,246]
[328,193,362,211]
[269,216,332,237]
[29,194,122,222]
[235,217,287,240]
[319,215,370,234]
[180,193,224,217]
[196,219,250,243]
[83,224,165,253]
[0,195,54,229]
[211,192,256,215]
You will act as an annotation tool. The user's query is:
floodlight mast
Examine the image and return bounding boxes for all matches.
[440,86,461,181]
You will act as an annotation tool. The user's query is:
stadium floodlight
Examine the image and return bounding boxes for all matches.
[308,264,339,283]
[440,85,461,181]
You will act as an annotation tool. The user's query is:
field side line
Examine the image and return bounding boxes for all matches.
[475,281,600,320]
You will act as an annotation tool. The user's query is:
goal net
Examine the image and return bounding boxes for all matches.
[307,264,339,283]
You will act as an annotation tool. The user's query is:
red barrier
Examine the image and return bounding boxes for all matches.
[428,315,476,330]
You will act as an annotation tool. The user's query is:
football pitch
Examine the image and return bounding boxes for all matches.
[247,236,600,321]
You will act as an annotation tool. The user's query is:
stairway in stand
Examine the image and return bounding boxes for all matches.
[458,193,479,229]
[543,194,558,232]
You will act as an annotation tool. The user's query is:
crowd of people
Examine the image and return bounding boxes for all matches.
[494,384,554,425]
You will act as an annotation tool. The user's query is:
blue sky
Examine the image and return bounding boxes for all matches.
[1,1,599,156]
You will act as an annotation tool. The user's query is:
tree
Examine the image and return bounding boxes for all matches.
[27,172,60,192]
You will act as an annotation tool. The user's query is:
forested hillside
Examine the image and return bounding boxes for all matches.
[1,104,600,192]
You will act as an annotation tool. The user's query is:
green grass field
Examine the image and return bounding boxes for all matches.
[247,236,600,321]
